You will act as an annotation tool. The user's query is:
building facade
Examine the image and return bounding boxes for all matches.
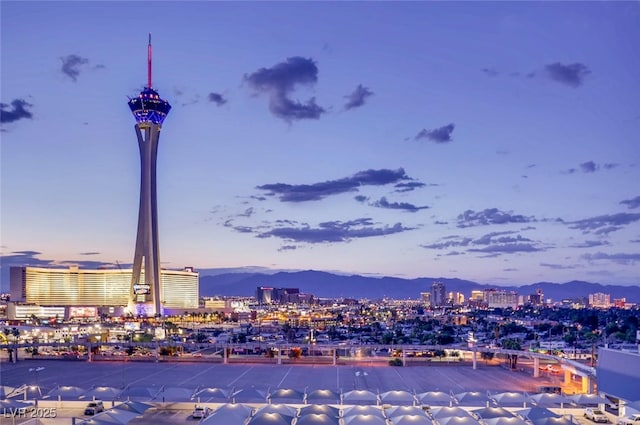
[589,292,611,308]
[483,288,518,309]
[431,281,447,307]
[10,266,198,310]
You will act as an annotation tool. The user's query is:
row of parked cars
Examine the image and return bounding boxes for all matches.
[584,408,640,425]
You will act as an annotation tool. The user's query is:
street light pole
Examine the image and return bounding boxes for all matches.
[28,367,45,398]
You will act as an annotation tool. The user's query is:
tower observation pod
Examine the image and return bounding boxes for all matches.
[127,33,171,316]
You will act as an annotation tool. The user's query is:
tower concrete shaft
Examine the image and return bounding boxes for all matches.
[130,123,163,316]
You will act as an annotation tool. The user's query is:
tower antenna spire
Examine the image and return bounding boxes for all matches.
[147,32,152,88]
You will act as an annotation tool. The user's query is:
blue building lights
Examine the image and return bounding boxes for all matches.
[128,87,171,126]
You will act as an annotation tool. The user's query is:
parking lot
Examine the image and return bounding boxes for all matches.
[1,359,608,425]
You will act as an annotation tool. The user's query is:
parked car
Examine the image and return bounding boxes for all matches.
[585,408,608,423]
[84,401,105,416]
[192,405,210,419]
[618,415,640,425]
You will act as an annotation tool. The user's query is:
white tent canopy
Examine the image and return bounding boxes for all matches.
[430,407,473,419]
[483,417,529,425]
[232,387,268,403]
[100,409,141,424]
[472,407,516,420]
[82,386,122,401]
[270,388,306,404]
[385,406,428,418]
[343,414,388,425]
[194,387,230,402]
[342,390,379,405]
[201,403,254,425]
[112,400,153,414]
[0,386,17,399]
[527,393,570,407]
[391,415,435,425]
[343,405,385,419]
[153,386,195,402]
[46,385,86,400]
[248,412,294,425]
[255,404,298,417]
[454,392,490,407]
[437,416,482,425]
[295,413,341,425]
[306,390,341,404]
[380,391,416,406]
[568,394,609,406]
[118,386,160,401]
[489,392,528,407]
[299,405,341,417]
[416,391,453,406]
[515,406,561,421]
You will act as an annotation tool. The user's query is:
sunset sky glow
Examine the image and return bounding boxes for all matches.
[1,1,639,289]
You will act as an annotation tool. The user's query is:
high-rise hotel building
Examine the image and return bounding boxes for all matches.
[10,266,198,311]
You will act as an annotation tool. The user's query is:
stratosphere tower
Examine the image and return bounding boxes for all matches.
[127,34,171,316]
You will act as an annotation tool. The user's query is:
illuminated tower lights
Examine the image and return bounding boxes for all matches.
[128,34,172,316]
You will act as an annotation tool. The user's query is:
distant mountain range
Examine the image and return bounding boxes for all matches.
[200,269,640,303]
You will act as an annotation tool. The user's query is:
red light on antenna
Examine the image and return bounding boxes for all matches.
[147,33,152,88]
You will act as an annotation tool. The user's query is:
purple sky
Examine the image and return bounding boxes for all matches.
[1,1,639,289]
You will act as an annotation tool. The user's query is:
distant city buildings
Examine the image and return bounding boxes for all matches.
[431,281,447,307]
[447,291,465,306]
[483,288,518,309]
[589,292,611,308]
[255,287,313,305]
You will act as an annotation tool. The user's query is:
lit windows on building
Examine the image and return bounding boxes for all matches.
[10,266,198,310]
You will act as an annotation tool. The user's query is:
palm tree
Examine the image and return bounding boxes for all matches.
[502,338,521,369]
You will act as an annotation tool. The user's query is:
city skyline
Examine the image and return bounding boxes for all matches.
[1,2,639,289]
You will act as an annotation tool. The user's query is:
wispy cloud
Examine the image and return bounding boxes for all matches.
[457,208,534,228]
[414,123,455,143]
[468,243,542,254]
[563,161,618,174]
[540,262,578,270]
[236,218,414,244]
[544,62,591,88]
[421,236,473,250]
[344,84,374,110]
[256,168,413,202]
[60,54,103,82]
[394,182,427,193]
[569,240,609,248]
[244,56,325,122]
[484,62,591,88]
[566,213,640,234]
[278,245,298,252]
[481,67,499,77]
[620,196,640,209]
[1,99,34,124]
[582,252,640,265]
[422,231,542,256]
[371,197,429,213]
[208,92,227,106]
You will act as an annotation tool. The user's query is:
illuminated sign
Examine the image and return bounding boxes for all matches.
[69,307,97,318]
[124,321,141,331]
[133,283,151,295]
